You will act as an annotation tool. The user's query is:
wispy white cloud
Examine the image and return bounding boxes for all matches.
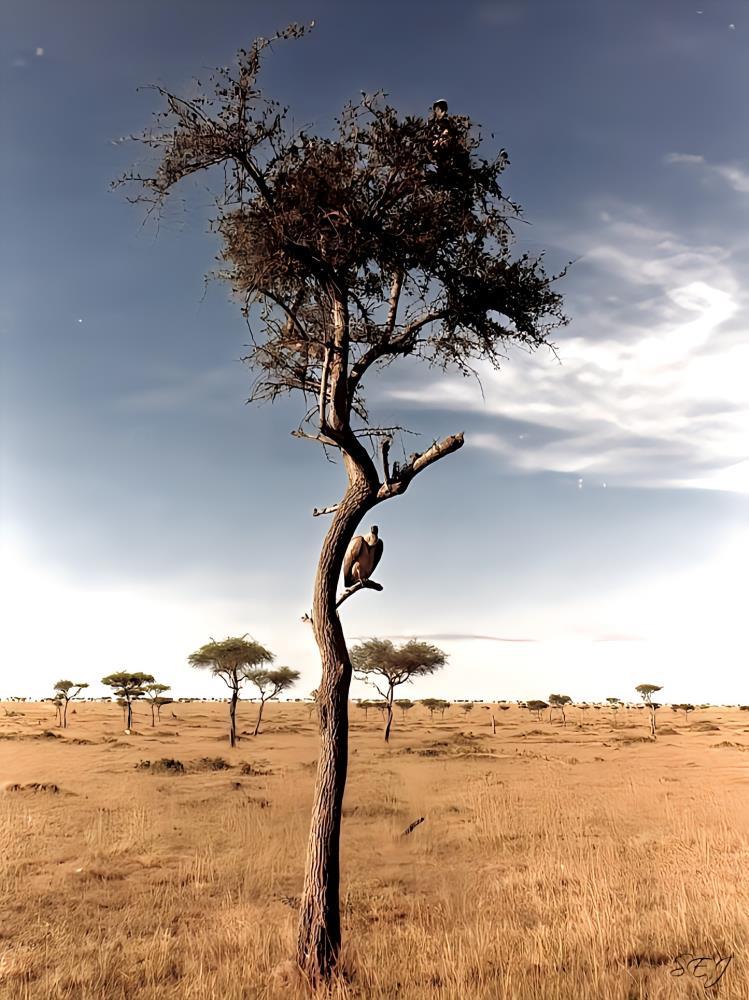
[666,152,749,193]
[388,207,749,492]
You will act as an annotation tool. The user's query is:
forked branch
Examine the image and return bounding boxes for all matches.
[377,432,465,501]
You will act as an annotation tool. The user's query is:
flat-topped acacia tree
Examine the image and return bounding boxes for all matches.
[188,637,274,747]
[246,665,301,735]
[53,680,89,728]
[636,683,662,739]
[118,25,566,985]
[351,638,446,742]
[101,672,154,729]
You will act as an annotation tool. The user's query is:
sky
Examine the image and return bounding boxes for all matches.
[1,0,748,705]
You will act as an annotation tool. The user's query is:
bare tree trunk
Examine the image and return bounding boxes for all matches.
[150,704,156,727]
[650,707,656,739]
[296,476,373,984]
[491,713,496,735]
[229,689,238,748]
[126,701,132,729]
[63,701,68,728]
[253,699,266,736]
[384,692,394,743]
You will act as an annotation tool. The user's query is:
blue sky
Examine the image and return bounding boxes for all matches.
[2,0,748,704]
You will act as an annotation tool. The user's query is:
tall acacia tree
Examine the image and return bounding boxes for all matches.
[188,636,274,747]
[636,683,662,739]
[118,25,566,984]
[351,638,446,742]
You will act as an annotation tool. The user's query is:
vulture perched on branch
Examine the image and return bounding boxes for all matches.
[343,526,383,587]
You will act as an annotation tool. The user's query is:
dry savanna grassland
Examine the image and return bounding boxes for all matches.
[1,699,748,999]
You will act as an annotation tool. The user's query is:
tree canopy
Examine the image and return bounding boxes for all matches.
[188,637,275,685]
[351,638,446,689]
[246,665,300,735]
[118,25,566,471]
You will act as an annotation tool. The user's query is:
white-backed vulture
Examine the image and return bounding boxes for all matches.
[343,526,383,587]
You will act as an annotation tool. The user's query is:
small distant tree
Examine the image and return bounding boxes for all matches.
[436,699,451,719]
[395,698,414,720]
[155,695,173,721]
[578,703,589,726]
[461,702,475,718]
[636,683,662,738]
[351,639,447,742]
[101,672,154,729]
[246,666,300,735]
[526,700,548,722]
[143,683,171,726]
[188,636,274,747]
[499,703,511,712]
[548,693,572,726]
[673,703,695,723]
[606,697,622,727]
[53,680,89,728]
[356,699,375,720]
[421,698,442,722]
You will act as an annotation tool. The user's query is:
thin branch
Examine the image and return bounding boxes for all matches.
[335,579,384,609]
[312,504,339,517]
[319,345,332,429]
[291,428,339,448]
[380,436,392,485]
[386,270,404,334]
[348,309,448,391]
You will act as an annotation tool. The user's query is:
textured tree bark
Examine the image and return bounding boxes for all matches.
[296,472,374,984]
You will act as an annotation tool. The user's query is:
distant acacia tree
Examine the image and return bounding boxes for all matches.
[636,683,662,738]
[420,698,442,722]
[351,639,446,741]
[395,698,414,720]
[577,703,589,726]
[548,693,572,726]
[143,683,171,726]
[526,700,548,722]
[119,24,567,984]
[673,703,695,723]
[246,666,300,735]
[52,680,89,729]
[356,699,375,720]
[188,637,274,747]
[606,697,623,728]
[101,672,154,729]
[461,702,475,718]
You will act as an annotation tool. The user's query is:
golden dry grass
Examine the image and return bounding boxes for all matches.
[2,700,748,998]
